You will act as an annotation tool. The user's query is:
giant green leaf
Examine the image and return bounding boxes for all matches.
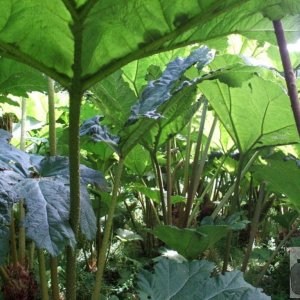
[127,47,213,124]
[92,70,138,132]
[138,259,214,300]
[152,225,228,259]
[120,48,210,154]
[199,76,299,152]
[16,177,76,256]
[0,57,47,97]
[252,153,300,211]
[0,1,299,88]
[83,0,300,83]
[137,258,270,300]
[124,144,151,176]
[122,48,192,96]
[197,271,270,299]
[144,95,201,148]
[223,35,300,72]
[15,177,97,256]
[0,170,22,265]
[0,129,106,255]
[131,184,160,204]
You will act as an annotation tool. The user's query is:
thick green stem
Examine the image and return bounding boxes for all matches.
[19,97,26,265]
[65,16,84,300]
[222,231,233,274]
[211,151,259,219]
[66,95,82,299]
[230,154,246,214]
[50,258,60,300]
[193,115,217,199]
[10,212,18,267]
[92,159,124,299]
[222,154,245,272]
[48,77,56,156]
[38,250,49,300]
[182,121,192,196]
[18,202,26,266]
[0,266,9,283]
[166,139,173,225]
[152,153,167,224]
[241,183,265,272]
[187,152,227,227]
[20,97,26,150]
[28,242,35,270]
[46,76,60,300]
[183,99,208,226]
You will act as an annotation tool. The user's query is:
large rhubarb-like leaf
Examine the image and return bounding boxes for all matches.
[0,130,106,255]
[120,48,211,154]
[152,225,228,259]
[127,47,213,124]
[16,177,76,256]
[137,258,270,300]
[199,76,299,152]
[34,155,109,190]
[80,115,120,154]
[0,57,47,97]
[122,48,192,97]
[252,153,300,211]
[15,176,97,256]
[124,145,151,176]
[197,271,270,300]
[0,170,22,265]
[92,71,138,131]
[0,1,299,88]
[0,130,41,176]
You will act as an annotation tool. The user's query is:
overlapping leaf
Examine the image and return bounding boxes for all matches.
[0,170,21,265]
[35,155,108,191]
[127,47,213,124]
[252,153,300,211]
[80,115,120,154]
[152,225,228,259]
[83,0,300,81]
[137,258,270,300]
[199,76,299,152]
[92,71,138,131]
[1,1,299,88]
[0,130,106,256]
[124,145,151,176]
[122,48,192,96]
[119,48,211,154]
[16,177,76,256]
[0,131,42,176]
[0,57,47,97]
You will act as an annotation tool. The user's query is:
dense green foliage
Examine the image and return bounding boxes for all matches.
[0,1,300,299]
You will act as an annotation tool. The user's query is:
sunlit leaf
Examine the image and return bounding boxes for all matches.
[0,57,47,97]
[200,76,299,152]
[252,153,300,211]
